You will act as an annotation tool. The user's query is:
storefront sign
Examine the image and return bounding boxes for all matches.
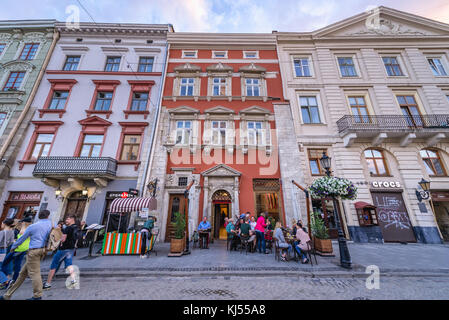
[106,192,137,199]
[128,188,139,197]
[431,191,449,202]
[139,208,149,219]
[371,181,401,189]
[9,192,42,202]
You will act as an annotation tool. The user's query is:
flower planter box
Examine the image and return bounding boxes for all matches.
[168,237,185,256]
[314,238,333,255]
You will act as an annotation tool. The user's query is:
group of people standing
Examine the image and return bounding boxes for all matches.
[0,210,82,300]
[225,212,274,254]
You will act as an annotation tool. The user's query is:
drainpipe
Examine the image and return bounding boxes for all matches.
[0,29,59,160]
[292,180,312,238]
[139,41,170,196]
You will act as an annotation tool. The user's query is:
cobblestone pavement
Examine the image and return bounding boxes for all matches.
[3,275,449,300]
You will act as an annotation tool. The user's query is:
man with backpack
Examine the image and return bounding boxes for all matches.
[43,215,81,290]
[0,210,52,300]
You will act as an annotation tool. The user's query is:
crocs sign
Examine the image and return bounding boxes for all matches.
[371,181,401,189]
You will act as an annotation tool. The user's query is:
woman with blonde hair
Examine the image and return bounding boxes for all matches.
[274,221,292,261]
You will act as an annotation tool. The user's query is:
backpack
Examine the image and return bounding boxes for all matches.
[45,228,63,253]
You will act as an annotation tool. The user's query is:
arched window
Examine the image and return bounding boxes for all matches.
[364,149,389,176]
[420,149,446,176]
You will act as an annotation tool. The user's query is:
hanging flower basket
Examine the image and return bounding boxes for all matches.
[309,176,358,200]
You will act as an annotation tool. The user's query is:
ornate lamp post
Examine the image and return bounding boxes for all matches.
[319,152,352,269]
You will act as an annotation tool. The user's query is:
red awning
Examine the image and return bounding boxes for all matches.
[354,201,376,209]
[109,197,157,213]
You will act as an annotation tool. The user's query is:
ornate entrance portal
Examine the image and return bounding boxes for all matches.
[212,190,231,239]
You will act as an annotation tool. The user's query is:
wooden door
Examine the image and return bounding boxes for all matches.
[64,192,87,221]
[371,192,416,243]
[165,194,186,242]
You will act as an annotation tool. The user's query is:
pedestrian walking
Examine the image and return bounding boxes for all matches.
[0,210,52,300]
[140,216,155,258]
[0,216,32,290]
[43,215,81,290]
[0,219,15,289]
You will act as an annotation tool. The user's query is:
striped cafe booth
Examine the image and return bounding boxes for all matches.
[102,197,157,255]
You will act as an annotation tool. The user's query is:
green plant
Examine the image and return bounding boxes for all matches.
[173,212,186,239]
[267,216,275,228]
[310,211,329,240]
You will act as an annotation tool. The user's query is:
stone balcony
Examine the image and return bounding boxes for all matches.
[336,114,449,147]
[33,157,117,179]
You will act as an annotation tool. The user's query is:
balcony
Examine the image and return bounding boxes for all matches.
[33,157,117,179]
[336,115,449,147]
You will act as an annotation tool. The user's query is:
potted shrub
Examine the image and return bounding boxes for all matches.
[310,211,333,254]
[169,212,186,255]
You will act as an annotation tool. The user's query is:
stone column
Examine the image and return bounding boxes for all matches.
[203,177,209,220]
[234,176,240,218]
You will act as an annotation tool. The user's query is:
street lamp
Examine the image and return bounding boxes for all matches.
[416,178,443,241]
[319,152,352,269]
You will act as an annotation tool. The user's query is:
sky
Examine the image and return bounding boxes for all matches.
[0,0,449,33]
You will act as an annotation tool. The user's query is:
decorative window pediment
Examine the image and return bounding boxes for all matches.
[239,106,271,115]
[201,164,242,177]
[204,106,235,115]
[239,63,266,74]
[1,60,35,72]
[78,115,112,129]
[174,63,202,73]
[206,62,233,73]
[168,106,200,115]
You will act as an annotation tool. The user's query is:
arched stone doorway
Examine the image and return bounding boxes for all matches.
[212,190,231,240]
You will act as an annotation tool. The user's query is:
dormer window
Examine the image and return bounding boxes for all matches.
[182,50,197,58]
[212,51,227,58]
[244,51,258,59]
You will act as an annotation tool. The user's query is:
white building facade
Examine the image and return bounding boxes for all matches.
[275,6,449,244]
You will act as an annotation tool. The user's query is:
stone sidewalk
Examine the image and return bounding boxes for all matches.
[41,240,449,278]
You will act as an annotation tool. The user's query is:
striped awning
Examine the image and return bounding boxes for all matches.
[109,197,157,213]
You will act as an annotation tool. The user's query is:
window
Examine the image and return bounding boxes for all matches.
[420,149,446,176]
[30,134,54,160]
[396,95,422,127]
[247,121,264,146]
[338,57,357,77]
[48,91,69,110]
[428,58,448,76]
[308,149,328,176]
[19,43,39,60]
[176,121,191,145]
[213,78,227,96]
[211,121,227,145]
[3,72,25,91]
[104,56,121,72]
[0,43,5,55]
[349,96,370,123]
[0,113,6,127]
[383,57,404,76]
[138,57,154,72]
[80,135,104,157]
[178,177,188,187]
[293,58,311,77]
[180,78,194,96]
[246,78,260,96]
[63,56,80,71]
[213,51,227,58]
[130,92,148,111]
[182,51,197,58]
[244,51,258,59]
[94,92,113,111]
[299,96,321,124]
[120,135,141,160]
[364,149,389,176]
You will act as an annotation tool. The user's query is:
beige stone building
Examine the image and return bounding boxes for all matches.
[275,6,449,244]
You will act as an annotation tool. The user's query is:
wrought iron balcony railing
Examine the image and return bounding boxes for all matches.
[337,114,449,135]
[33,157,117,178]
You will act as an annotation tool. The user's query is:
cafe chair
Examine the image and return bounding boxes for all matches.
[146,229,159,257]
[265,230,274,254]
[273,238,282,262]
[240,235,251,255]
[305,240,318,266]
